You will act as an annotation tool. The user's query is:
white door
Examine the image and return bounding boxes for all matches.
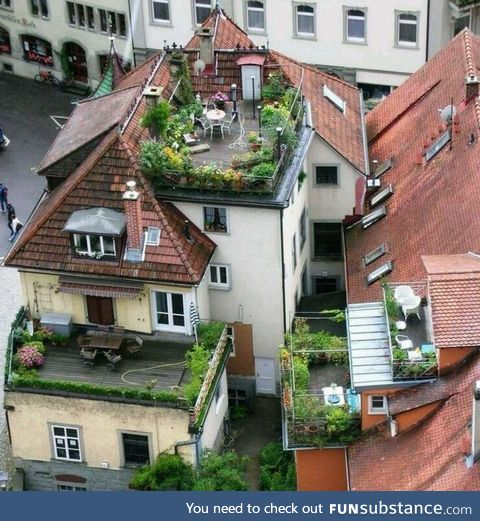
[255,357,276,394]
[241,65,261,100]
[153,291,186,333]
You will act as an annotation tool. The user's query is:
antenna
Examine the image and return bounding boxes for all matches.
[194,59,206,76]
[439,104,457,125]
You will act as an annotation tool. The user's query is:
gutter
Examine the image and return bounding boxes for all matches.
[426,0,431,62]
[359,88,370,177]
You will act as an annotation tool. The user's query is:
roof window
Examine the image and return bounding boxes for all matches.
[364,244,386,266]
[425,129,451,162]
[362,206,386,229]
[367,261,392,285]
[323,84,346,113]
[373,158,393,178]
[146,227,160,246]
[370,184,394,208]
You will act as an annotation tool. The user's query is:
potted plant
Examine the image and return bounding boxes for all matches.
[248,131,262,152]
[211,91,229,110]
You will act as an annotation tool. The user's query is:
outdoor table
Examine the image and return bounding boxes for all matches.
[89,330,124,351]
[206,109,225,122]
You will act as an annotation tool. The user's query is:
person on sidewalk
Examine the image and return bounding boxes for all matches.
[9,215,23,242]
[0,183,8,213]
[7,202,15,238]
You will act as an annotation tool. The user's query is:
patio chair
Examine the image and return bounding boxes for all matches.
[210,122,224,140]
[80,348,97,367]
[395,335,413,350]
[393,285,415,305]
[104,350,122,371]
[221,115,235,135]
[196,116,212,137]
[77,334,92,347]
[402,295,422,321]
[125,335,143,356]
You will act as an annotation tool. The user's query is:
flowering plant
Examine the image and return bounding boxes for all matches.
[211,92,229,103]
[15,345,45,368]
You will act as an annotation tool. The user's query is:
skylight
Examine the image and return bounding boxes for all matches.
[373,158,393,178]
[146,227,160,246]
[364,244,386,266]
[425,129,451,161]
[367,261,392,285]
[370,184,394,208]
[362,206,386,229]
[323,84,346,113]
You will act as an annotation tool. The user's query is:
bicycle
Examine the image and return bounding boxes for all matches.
[34,70,60,87]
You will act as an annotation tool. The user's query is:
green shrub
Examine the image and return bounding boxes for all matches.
[230,404,249,420]
[192,450,249,491]
[140,140,167,178]
[248,162,276,178]
[259,442,296,491]
[183,343,211,405]
[261,72,286,101]
[130,454,194,490]
[24,341,46,354]
[197,322,225,352]
[140,100,171,138]
[292,356,309,391]
[325,406,359,444]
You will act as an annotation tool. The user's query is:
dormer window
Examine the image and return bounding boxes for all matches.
[73,234,116,259]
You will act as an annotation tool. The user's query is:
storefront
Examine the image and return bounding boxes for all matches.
[0,27,11,55]
[21,34,53,66]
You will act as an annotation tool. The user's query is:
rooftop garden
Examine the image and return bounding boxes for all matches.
[139,64,304,195]
[383,284,437,381]
[281,318,360,449]
[5,308,229,426]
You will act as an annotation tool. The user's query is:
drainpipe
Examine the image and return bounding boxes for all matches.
[425,0,431,62]
[280,209,287,334]
[174,431,202,468]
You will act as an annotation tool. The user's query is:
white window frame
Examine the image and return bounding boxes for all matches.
[395,11,419,48]
[209,264,230,290]
[193,0,211,26]
[30,0,49,18]
[323,84,346,113]
[294,2,316,38]
[0,0,12,10]
[151,0,171,24]
[73,234,116,257]
[152,291,187,333]
[245,0,266,33]
[344,7,366,43]
[146,226,160,246]
[57,484,87,491]
[368,395,387,414]
[51,424,82,462]
[97,8,127,37]
[367,261,392,285]
[203,206,229,234]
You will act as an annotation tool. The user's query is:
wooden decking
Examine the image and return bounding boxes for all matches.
[37,337,192,391]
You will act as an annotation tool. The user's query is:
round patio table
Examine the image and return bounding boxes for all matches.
[206,109,226,121]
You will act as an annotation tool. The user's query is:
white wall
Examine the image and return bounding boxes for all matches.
[0,0,132,82]
[199,369,228,452]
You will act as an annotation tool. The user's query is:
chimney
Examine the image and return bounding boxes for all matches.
[123,180,143,254]
[144,85,163,108]
[467,380,480,468]
[197,27,214,66]
[465,74,479,103]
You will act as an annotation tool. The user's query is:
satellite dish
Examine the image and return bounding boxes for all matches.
[439,104,457,125]
[194,59,206,75]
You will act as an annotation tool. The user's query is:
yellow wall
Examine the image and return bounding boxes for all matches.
[5,392,196,468]
[18,271,198,334]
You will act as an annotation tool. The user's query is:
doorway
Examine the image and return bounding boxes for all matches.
[153,291,186,333]
[255,357,276,395]
[241,65,261,100]
[62,42,88,83]
[86,296,114,325]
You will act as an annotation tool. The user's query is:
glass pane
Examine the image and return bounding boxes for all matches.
[102,236,115,255]
[53,427,64,436]
[399,19,417,43]
[57,448,67,458]
[348,18,364,39]
[55,438,65,447]
[68,2,75,24]
[68,439,78,448]
[454,15,469,36]
[109,11,117,34]
[153,1,169,21]
[171,294,184,315]
[248,9,264,29]
[219,267,227,284]
[31,0,39,15]
[157,313,168,325]
[87,6,95,29]
[99,9,107,31]
[66,428,78,437]
[89,235,101,253]
[298,14,314,34]
[210,266,218,283]
[197,5,211,24]
[118,14,126,36]
[156,292,168,313]
[68,449,80,460]
[77,4,85,27]
[173,315,185,326]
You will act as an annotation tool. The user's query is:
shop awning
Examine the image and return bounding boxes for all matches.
[58,277,143,299]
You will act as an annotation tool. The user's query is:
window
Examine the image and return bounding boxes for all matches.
[368,395,387,414]
[67,3,88,28]
[246,1,265,31]
[295,4,315,37]
[209,264,230,290]
[396,12,419,47]
[58,485,87,491]
[146,227,160,246]
[108,11,117,34]
[194,0,211,25]
[97,9,127,36]
[0,0,11,9]
[77,4,85,27]
[367,261,392,285]
[0,27,11,55]
[363,244,386,266]
[299,208,306,250]
[86,6,94,29]
[425,129,450,161]
[118,13,127,36]
[228,388,247,407]
[362,206,386,229]
[204,207,228,233]
[73,234,116,258]
[373,158,392,178]
[67,2,76,24]
[370,184,393,207]
[292,234,297,271]
[21,35,53,66]
[122,433,150,466]
[454,14,470,36]
[315,165,338,185]
[345,8,365,42]
[31,0,49,17]
[99,9,107,32]
[301,265,308,296]
[323,84,346,113]
[51,425,81,461]
[152,0,170,23]
[313,223,342,260]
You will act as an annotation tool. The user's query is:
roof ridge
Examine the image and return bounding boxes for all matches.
[118,51,161,85]
[5,129,120,264]
[117,136,200,282]
[78,84,138,105]
[461,29,480,128]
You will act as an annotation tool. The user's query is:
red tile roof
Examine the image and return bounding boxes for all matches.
[346,30,480,303]
[5,132,216,284]
[348,353,480,490]
[423,254,480,348]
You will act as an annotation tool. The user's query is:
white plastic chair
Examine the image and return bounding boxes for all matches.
[402,295,422,321]
[393,285,415,305]
[395,335,413,350]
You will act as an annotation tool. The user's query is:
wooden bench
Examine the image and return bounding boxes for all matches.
[189,144,210,154]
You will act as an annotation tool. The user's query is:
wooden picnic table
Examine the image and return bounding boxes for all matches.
[88,330,124,351]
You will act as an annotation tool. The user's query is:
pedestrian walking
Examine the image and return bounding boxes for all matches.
[9,215,23,242]
[0,183,8,213]
[7,202,15,238]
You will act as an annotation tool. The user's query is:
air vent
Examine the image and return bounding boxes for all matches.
[425,129,451,161]
[364,244,386,266]
[374,158,393,178]
[362,206,386,229]
[370,184,393,207]
[197,27,213,37]
[323,84,346,113]
[367,261,392,285]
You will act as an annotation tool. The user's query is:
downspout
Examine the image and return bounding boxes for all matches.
[425,0,431,62]
[127,0,136,67]
[174,433,201,468]
[280,209,287,334]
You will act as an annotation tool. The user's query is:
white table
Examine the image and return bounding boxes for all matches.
[206,109,225,122]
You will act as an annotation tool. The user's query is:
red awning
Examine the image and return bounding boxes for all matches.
[58,281,142,299]
[236,55,266,67]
